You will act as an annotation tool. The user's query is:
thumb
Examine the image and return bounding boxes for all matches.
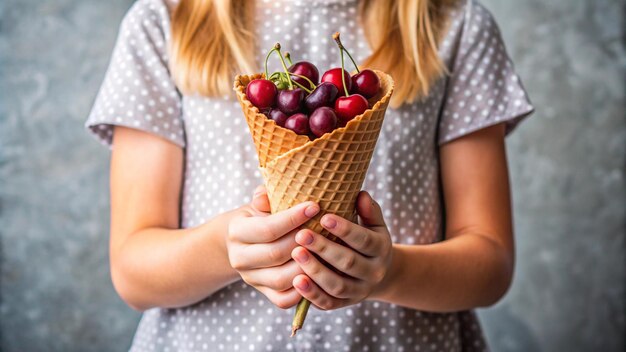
[356,191,386,229]
[251,185,271,213]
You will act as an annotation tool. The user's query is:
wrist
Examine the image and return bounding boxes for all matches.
[369,244,404,302]
[197,215,240,283]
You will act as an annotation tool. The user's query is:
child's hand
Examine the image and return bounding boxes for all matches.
[291,191,393,310]
[226,186,321,309]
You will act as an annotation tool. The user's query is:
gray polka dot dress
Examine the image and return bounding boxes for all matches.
[86,0,534,351]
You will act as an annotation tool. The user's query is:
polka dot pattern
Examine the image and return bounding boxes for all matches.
[85,0,533,351]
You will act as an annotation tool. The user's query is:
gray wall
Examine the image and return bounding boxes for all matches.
[0,0,624,351]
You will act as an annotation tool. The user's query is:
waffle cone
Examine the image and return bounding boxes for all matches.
[234,70,394,238]
[234,70,394,335]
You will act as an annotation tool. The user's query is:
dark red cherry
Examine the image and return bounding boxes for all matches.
[268,109,289,127]
[309,107,338,138]
[284,113,310,135]
[304,82,339,112]
[351,69,380,99]
[334,94,368,125]
[277,88,305,115]
[246,79,277,109]
[321,68,351,96]
[289,61,319,90]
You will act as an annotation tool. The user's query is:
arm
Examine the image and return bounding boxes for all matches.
[290,124,514,311]
[110,126,319,311]
[379,123,514,310]
[109,126,239,310]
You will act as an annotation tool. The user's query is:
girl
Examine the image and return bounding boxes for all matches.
[86,0,534,350]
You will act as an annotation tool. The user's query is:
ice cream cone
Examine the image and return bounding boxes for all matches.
[234,70,394,336]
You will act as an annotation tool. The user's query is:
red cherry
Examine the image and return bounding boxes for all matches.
[309,107,338,137]
[284,113,310,135]
[334,94,368,124]
[351,69,380,98]
[321,68,352,96]
[268,109,289,127]
[289,61,319,90]
[246,79,277,109]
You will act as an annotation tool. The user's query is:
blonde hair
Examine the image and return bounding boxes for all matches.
[170,0,453,107]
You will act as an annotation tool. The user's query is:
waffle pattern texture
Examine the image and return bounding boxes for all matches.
[234,71,394,239]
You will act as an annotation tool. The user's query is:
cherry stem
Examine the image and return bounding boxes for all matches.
[289,73,315,92]
[291,79,312,94]
[269,72,281,81]
[264,46,279,79]
[333,32,360,74]
[265,46,280,79]
[339,46,350,96]
[284,51,293,66]
[274,43,294,90]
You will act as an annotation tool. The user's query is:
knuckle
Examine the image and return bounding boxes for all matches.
[227,222,240,242]
[258,222,273,240]
[316,241,327,255]
[360,232,372,250]
[331,281,347,297]
[341,253,357,272]
[373,268,386,283]
[267,274,281,290]
[275,301,290,310]
[271,274,290,291]
[241,275,255,287]
[309,262,322,276]
[319,298,333,311]
[229,254,245,271]
[287,211,302,229]
[267,246,284,264]
[274,296,291,310]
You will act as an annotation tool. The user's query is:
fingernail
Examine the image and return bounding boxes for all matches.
[295,250,309,263]
[304,204,320,218]
[296,278,310,291]
[321,216,337,229]
[298,231,314,245]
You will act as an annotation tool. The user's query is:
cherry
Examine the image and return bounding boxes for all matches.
[246,79,277,109]
[284,113,310,135]
[329,32,370,124]
[321,68,351,96]
[309,107,338,137]
[289,61,319,90]
[277,88,305,115]
[351,69,380,99]
[268,109,288,127]
[334,94,368,125]
[304,82,339,112]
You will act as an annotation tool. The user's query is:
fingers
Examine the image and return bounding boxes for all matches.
[320,214,384,257]
[295,229,373,280]
[233,229,299,269]
[257,286,302,310]
[231,201,320,243]
[263,202,320,240]
[356,191,386,229]
[291,247,364,299]
[292,274,350,311]
[241,260,304,291]
[250,185,271,214]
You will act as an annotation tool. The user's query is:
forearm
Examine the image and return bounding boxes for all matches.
[111,220,239,311]
[372,233,513,312]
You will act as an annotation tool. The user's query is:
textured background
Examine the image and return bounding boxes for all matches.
[0,0,624,351]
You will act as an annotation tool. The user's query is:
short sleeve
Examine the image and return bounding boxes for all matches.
[85,0,185,148]
[438,1,534,145]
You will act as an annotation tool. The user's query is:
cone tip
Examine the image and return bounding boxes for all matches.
[291,325,301,337]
